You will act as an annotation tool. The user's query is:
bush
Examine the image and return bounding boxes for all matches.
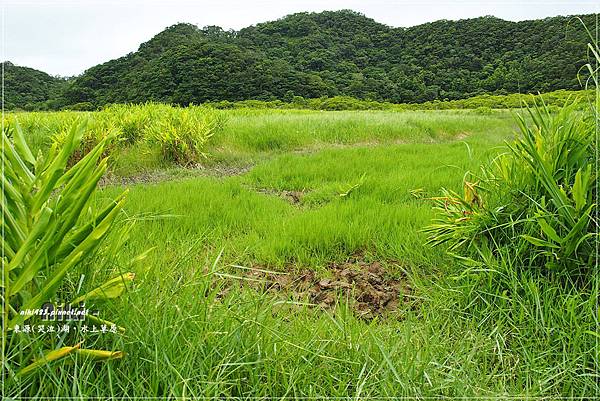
[146,106,224,165]
[4,103,226,168]
[473,106,493,115]
[200,89,592,111]
[426,100,597,282]
[67,102,96,111]
[101,103,151,144]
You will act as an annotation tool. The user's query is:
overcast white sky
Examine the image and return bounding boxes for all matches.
[2,0,598,77]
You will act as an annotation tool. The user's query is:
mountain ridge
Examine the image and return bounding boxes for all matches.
[4,9,596,110]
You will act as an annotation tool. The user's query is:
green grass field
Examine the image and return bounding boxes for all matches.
[5,108,598,398]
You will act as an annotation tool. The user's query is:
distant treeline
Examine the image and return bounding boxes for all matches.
[202,89,592,111]
[2,62,67,110]
[3,10,596,111]
[9,89,593,114]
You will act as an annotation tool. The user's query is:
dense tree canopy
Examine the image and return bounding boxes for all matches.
[2,62,68,110]
[4,10,596,110]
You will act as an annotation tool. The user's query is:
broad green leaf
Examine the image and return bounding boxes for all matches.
[563,204,595,256]
[76,349,125,361]
[1,132,35,185]
[54,194,125,261]
[30,121,86,213]
[17,345,81,376]
[17,199,125,320]
[8,206,53,272]
[537,217,562,244]
[12,121,36,165]
[71,272,135,304]
[571,165,592,211]
[521,235,560,249]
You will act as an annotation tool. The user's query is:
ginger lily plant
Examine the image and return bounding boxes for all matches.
[2,120,137,376]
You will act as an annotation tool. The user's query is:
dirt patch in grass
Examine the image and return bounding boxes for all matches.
[226,258,413,319]
[100,163,254,187]
[255,188,306,205]
[199,163,254,178]
[99,170,173,187]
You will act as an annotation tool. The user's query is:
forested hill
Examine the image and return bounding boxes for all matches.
[9,10,597,110]
[2,62,68,110]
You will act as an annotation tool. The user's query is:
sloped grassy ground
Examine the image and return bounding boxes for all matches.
[9,109,596,398]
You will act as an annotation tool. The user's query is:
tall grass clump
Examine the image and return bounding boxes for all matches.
[427,100,596,280]
[428,24,598,282]
[2,120,138,380]
[426,32,599,394]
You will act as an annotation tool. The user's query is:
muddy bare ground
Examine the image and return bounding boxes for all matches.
[221,258,413,319]
[99,163,254,187]
[254,188,306,205]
